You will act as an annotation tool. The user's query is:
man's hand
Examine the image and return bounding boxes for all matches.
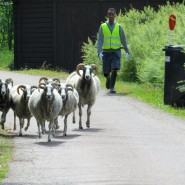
[126,52,130,60]
[99,52,103,61]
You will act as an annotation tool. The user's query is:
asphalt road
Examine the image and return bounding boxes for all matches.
[1,71,185,185]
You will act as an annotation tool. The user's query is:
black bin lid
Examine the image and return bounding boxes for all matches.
[163,45,185,51]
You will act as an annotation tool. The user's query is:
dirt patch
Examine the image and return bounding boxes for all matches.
[0,128,17,137]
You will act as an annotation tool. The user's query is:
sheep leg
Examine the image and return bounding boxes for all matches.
[54,117,60,129]
[78,104,83,129]
[37,122,41,138]
[72,111,76,124]
[13,112,16,130]
[86,104,92,128]
[25,118,30,131]
[19,118,23,136]
[0,110,8,130]
[63,114,68,136]
[48,121,52,142]
[41,121,46,135]
[51,121,56,137]
[21,119,25,128]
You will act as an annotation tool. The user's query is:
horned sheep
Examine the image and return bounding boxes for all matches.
[28,82,63,142]
[55,83,79,136]
[9,85,37,136]
[66,63,100,129]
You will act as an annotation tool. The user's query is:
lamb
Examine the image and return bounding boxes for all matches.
[28,82,63,142]
[9,85,37,136]
[0,78,13,129]
[55,83,79,136]
[66,63,100,129]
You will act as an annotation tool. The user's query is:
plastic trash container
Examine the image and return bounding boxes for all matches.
[163,45,185,106]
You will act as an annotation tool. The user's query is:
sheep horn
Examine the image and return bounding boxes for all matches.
[91,64,98,76]
[52,82,61,90]
[5,78,13,86]
[76,63,85,76]
[31,85,38,90]
[39,77,48,84]
[52,78,60,83]
[66,84,74,91]
[17,85,26,95]
[38,83,46,89]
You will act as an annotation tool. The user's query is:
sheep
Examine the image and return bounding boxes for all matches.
[28,82,63,142]
[38,76,61,130]
[54,83,79,136]
[66,63,100,129]
[9,85,37,136]
[0,78,13,130]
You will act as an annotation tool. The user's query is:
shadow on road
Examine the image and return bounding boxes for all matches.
[72,128,105,133]
[55,134,80,140]
[103,92,128,96]
[34,140,64,147]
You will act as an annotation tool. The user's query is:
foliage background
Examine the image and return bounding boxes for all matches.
[81,2,185,84]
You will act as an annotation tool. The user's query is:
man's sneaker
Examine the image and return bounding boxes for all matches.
[106,77,110,89]
[110,88,116,93]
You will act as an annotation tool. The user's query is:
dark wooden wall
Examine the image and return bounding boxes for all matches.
[13,0,183,71]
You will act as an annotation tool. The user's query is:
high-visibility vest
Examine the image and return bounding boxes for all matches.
[101,22,121,49]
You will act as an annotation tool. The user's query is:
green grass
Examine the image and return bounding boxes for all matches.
[0,136,13,180]
[0,50,14,68]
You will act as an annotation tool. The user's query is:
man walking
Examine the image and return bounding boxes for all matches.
[97,8,130,93]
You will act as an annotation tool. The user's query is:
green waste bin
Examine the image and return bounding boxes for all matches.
[163,45,185,107]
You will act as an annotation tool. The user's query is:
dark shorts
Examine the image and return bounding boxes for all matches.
[102,51,121,74]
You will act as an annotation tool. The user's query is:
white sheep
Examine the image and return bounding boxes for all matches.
[55,83,79,136]
[66,63,100,129]
[9,84,37,136]
[28,82,62,142]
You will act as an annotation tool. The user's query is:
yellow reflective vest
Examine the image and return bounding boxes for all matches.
[101,22,121,49]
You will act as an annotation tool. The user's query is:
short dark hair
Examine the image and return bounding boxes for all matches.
[107,8,116,14]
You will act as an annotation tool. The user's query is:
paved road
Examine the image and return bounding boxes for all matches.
[1,71,185,185]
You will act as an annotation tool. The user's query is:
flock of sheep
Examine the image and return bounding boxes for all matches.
[0,63,100,142]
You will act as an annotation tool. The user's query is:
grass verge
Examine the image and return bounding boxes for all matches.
[0,135,13,180]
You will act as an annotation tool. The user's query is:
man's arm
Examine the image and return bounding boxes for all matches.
[97,26,104,55]
[119,25,129,53]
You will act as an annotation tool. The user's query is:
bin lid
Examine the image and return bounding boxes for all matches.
[163,45,185,51]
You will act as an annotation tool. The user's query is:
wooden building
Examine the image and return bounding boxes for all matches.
[13,0,182,72]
